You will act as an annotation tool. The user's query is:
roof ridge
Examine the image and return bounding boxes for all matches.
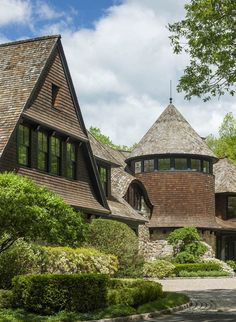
[0,35,61,48]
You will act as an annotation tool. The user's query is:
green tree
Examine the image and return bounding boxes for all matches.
[89,127,136,152]
[206,112,236,162]
[87,219,142,276]
[169,0,236,101]
[168,227,207,263]
[0,172,87,253]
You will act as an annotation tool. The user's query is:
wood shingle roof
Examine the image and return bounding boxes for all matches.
[127,104,216,160]
[214,157,236,193]
[0,35,59,157]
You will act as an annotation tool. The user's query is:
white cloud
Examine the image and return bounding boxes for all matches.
[34,0,236,145]
[35,1,64,20]
[0,0,31,26]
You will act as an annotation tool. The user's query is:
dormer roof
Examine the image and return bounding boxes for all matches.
[127,104,216,160]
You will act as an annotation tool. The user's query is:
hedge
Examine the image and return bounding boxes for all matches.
[143,260,175,278]
[40,247,118,276]
[12,274,108,314]
[178,270,230,277]
[108,279,163,307]
[174,262,221,275]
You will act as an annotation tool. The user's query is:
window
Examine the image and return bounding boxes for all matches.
[37,131,48,171]
[18,124,30,166]
[125,182,151,217]
[52,84,60,108]
[135,161,142,173]
[191,159,201,172]
[203,160,210,173]
[98,166,108,196]
[227,196,236,219]
[66,142,76,179]
[174,158,188,170]
[50,136,61,175]
[144,159,154,172]
[158,158,170,170]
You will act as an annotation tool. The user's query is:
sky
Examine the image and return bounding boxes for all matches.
[0,0,235,146]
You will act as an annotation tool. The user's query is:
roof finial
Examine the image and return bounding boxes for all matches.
[169,80,173,104]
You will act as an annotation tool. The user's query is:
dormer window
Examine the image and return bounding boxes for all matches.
[52,83,60,108]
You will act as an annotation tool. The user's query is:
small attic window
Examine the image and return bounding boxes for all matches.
[52,83,60,108]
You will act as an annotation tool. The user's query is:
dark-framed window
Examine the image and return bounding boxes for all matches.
[144,159,154,172]
[17,124,30,166]
[174,158,188,170]
[135,161,142,174]
[191,158,201,172]
[227,196,236,219]
[66,142,76,179]
[203,160,210,173]
[158,158,171,170]
[50,136,61,175]
[37,131,48,171]
[98,165,109,196]
[125,182,151,217]
[52,83,60,108]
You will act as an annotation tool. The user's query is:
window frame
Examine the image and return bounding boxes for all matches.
[66,141,77,180]
[98,164,109,197]
[37,130,49,172]
[17,124,31,167]
[227,195,236,219]
[49,136,62,176]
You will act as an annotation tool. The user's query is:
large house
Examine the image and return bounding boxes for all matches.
[1,35,236,261]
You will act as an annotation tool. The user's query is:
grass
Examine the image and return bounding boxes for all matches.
[0,290,189,321]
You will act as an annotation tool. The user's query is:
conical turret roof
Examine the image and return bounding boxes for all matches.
[127,104,216,160]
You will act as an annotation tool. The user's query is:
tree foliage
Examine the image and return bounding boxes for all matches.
[89,127,136,152]
[168,227,207,263]
[0,173,87,253]
[206,112,236,162]
[169,0,236,101]
[87,219,140,274]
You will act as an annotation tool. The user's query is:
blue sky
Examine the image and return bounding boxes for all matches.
[0,0,235,145]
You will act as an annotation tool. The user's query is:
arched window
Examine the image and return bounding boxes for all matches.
[124,182,152,218]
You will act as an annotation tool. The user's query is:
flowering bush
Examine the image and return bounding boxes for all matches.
[202,258,234,276]
[40,247,118,276]
[143,260,175,278]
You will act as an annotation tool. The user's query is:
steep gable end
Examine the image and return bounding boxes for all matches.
[23,45,87,140]
[0,36,58,157]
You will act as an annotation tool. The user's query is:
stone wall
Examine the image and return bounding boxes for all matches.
[138,224,215,261]
[138,225,173,260]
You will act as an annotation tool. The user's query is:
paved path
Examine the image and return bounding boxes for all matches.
[145,278,236,322]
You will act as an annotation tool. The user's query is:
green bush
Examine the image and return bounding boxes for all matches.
[226,260,236,272]
[40,246,118,276]
[174,262,221,276]
[87,219,140,275]
[168,227,207,263]
[178,270,230,277]
[108,279,163,307]
[0,290,13,308]
[0,239,41,289]
[143,260,175,278]
[12,274,108,314]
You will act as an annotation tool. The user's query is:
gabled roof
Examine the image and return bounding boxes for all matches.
[0,35,59,157]
[127,104,216,160]
[214,157,236,193]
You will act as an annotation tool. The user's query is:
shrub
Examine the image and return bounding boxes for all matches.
[87,219,140,275]
[168,227,208,263]
[0,239,41,289]
[40,246,118,276]
[12,274,108,314]
[108,279,163,307]
[226,260,236,272]
[174,262,221,275]
[143,260,175,278]
[202,258,234,276]
[178,270,230,277]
